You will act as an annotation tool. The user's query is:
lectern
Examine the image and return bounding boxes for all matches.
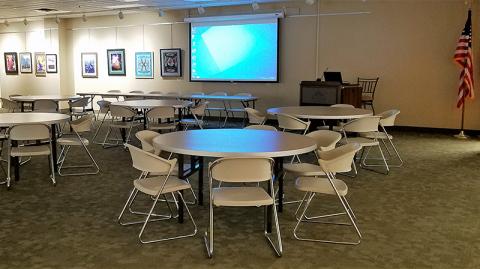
[299,81,362,107]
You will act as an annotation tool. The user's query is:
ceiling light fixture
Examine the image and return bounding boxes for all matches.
[197,6,205,15]
[118,10,124,19]
[305,0,315,5]
[4,20,9,27]
[23,18,28,25]
[252,2,260,11]
[158,9,165,17]
[82,14,87,22]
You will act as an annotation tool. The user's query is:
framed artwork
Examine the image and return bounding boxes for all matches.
[135,51,154,79]
[4,52,18,75]
[107,49,126,76]
[34,52,46,76]
[81,52,98,78]
[160,48,182,77]
[46,54,57,73]
[19,52,32,73]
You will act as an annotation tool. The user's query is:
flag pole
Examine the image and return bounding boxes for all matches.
[454,101,469,139]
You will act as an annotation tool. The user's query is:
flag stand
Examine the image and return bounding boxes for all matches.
[454,103,469,139]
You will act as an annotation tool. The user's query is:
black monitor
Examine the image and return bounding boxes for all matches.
[324,72,343,83]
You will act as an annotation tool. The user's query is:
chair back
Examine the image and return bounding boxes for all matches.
[9,124,50,141]
[1,98,19,112]
[306,130,342,152]
[135,130,161,154]
[318,143,361,173]
[245,108,266,125]
[244,124,277,131]
[129,90,144,94]
[146,106,175,120]
[69,97,90,108]
[331,104,354,108]
[33,100,58,112]
[71,115,94,133]
[209,92,227,96]
[149,91,163,94]
[277,113,310,133]
[191,101,209,116]
[110,105,136,118]
[107,90,121,93]
[235,92,252,97]
[377,109,400,127]
[342,116,381,133]
[190,92,205,95]
[126,144,176,174]
[358,77,379,98]
[97,100,111,113]
[209,157,274,183]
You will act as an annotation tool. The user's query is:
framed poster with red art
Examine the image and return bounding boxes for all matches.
[160,48,182,77]
[4,52,18,75]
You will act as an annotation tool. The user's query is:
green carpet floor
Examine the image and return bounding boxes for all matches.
[0,123,479,269]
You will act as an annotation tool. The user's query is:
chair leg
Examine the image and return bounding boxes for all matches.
[204,194,214,258]
[264,195,283,256]
[49,151,56,186]
[361,144,390,174]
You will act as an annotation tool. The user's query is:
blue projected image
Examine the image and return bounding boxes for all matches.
[190,22,278,82]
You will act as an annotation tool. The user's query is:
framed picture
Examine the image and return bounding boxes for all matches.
[19,52,32,73]
[160,48,182,77]
[4,52,18,75]
[107,49,126,76]
[135,51,154,79]
[46,54,57,73]
[34,52,46,76]
[81,52,98,78]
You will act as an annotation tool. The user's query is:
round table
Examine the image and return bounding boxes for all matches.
[267,106,372,120]
[0,113,70,180]
[153,128,317,223]
[10,95,81,112]
[111,99,191,109]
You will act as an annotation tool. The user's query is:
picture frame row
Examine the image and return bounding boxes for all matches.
[4,52,57,76]
[81,48,182,79]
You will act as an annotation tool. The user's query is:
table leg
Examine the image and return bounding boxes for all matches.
[267,179,272,233]
[51,124,58,173]
[120,117,126,142]
[276,158,284,213]
[21,102,25,112]
[12,141,19,181]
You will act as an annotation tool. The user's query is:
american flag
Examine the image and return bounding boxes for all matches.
[454,10,474,108]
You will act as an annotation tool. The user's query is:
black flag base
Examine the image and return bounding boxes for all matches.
[454,130,469,139]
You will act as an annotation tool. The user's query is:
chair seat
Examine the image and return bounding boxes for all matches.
[58,136,90,146]
[339,137,378,147]
[148,122,177,130]
[109,121,141,128]
[359,131,392,140]
[11,145,51,157]
[149,163,192,176]
[295,177,348,196]
[212,187,273,207]
[134,176,191,196]
[284,163,326,176]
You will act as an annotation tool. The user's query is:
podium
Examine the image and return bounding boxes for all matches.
[299,81,362,107]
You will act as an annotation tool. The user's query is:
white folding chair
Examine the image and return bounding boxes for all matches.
[205,157,282,257]
[102,105,141,148]
[180,101,208,130]
[118,144,197,244]
[205,92,228,126]
[33,100,58,112]
[6,124,55,189]
[57,115,99,176]
[245,108,267,125]
[224,92,252,127]
[68,97,91,120]
[294,143,362,245]
[243,124,277,131]
[146,106,177,132]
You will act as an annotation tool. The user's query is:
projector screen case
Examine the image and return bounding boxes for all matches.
[189,15,280,83]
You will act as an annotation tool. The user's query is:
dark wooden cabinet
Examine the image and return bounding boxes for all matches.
[300,81,362,108]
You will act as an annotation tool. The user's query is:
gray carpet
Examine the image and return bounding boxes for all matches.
[0,122,479,269]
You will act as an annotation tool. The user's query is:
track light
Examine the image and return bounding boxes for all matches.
[158,9,165,17]
[118,10,124,19]
[23,18,28,25]
[4,20,9,27]
[55,16,60,24]
[197,7,205,15]
[252,2,260,11]
[305,0,315,5]
[82,14,87,22]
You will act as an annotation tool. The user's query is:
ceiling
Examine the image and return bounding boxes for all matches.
[0,0,289,20]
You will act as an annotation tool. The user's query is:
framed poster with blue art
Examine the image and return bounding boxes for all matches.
[135,52,153,79]
[81,52,98,78]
